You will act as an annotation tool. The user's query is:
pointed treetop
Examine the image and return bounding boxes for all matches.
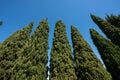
[71,25,93,52]
[90,14,120,47]
[2,22,34,45]
[39,19,48,24]
[23,21,34,33]
[90,14,105,24]
[56,20,64,26]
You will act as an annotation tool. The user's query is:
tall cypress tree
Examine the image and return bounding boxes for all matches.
[8,19,49,80]
[0,22,33,80]
[91,14,120,47]
[50,20,77,80]
[90,29,120,80]
[71,26,111,80]
[28,19,49,79]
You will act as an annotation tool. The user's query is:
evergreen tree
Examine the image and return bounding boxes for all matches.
[0,21,2,26]
[106,14,120,29]
[0,22,33,79]
[10,19,49,80]
[29,19,49,79]
[91,14,120,47]
[71,26,111,80]
[90,29,120,80]
[50,20,77,80]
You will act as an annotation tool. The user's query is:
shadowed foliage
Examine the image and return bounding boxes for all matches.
[0,21,2,26]
[91,14,120,47]
[71,26,111,80]
[106,14,120,29]
[90,29,120,80]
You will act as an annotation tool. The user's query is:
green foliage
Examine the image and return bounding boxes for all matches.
[0,20,49,79]
[2,17,120,80]
[90,29,120,80]
[0,21,2,26]
[0,22,33,79]
[71,26,111,80]
[10,19,49,80]
[106,14,120,29]
[50,20,77,80]
[0,43,1,47]
[90,14,120,80]
[91,14,120,47]
[29,19,49,79]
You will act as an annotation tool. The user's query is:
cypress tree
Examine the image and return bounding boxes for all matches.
[0,21,2,26]
[71,26,111,80]
[106,14,120,29]
[11,19,49,80]
[9,22,34,79]
[0,22,33,80]
[90,29,120,80]
[0,22,33,61]
[6,20,49,80]
[50,20,77,80]
[29,19,49,79]
[90,14,120,47]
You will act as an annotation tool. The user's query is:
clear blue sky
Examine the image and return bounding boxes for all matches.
[0,0,120,65]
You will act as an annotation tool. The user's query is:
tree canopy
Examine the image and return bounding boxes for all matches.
[90,14,120,80]
[71,26,111,80]
[50,20,77,80]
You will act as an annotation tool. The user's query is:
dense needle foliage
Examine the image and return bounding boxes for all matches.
[106,14,120,29]
[71,26,111,80]
[90,14,120,80]
[0,22,33,79]
[90,29,120,80]
[91,14,120,47]
[29,19,49,79]
[11,19,49,79]
[0,16,120,80]
[50,20,77,80]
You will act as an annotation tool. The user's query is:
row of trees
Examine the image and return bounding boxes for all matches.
[0,14,120,80]
[0,20,49,80]
[90,14,120,80]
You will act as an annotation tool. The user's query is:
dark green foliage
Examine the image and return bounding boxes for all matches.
[106,14,120,29]
[0,22,33,60]
[71,26,111,80]
[0,22,33,79]
[0,43,1,47]
[29,19,49,79]
[0,21,2,26]
[31,19,49,65]
[90,29,120,80]
[9,19,49,80]
[91,14,120,47]
[50,20,77,80]
[90,14,120,80]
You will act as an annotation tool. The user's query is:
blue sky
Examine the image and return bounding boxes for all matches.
[0,0,120,65]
